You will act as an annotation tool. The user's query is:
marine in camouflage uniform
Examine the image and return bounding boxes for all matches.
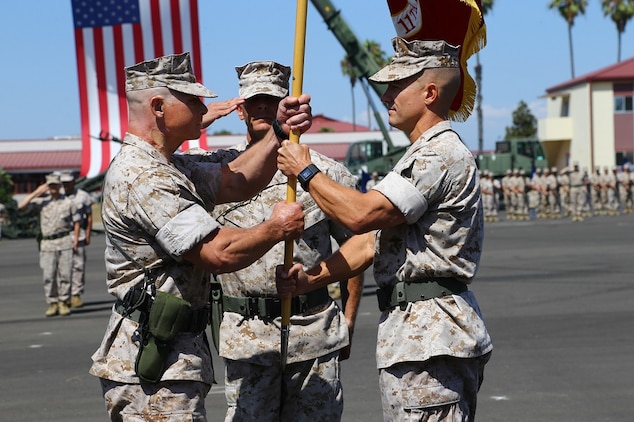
[545,167,561,218]
[568,163,586,222]
[623,165,634,213]
[501,169,513,219]
[89,53,309,421]
[61,172,93,308]
[210,61,362,421]
[18,173,80,317]
[558,167,571,217]
[276,38,492,422]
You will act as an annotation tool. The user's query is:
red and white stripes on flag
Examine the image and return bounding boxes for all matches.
[72,0,207,177]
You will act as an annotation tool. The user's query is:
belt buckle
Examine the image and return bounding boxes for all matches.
[245,297,259,317]
[258,297,280,319]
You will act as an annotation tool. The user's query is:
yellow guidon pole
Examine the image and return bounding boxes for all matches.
[281,0,308,369]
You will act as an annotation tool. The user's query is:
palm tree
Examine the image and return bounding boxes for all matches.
[476,0,494,157]
[549,0,588,78]
[363,40,388,130]
[340,55,357,131]
[340,40,387,132]
[602,0,634,62]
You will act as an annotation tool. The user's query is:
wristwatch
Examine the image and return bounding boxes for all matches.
[297,164,321,191]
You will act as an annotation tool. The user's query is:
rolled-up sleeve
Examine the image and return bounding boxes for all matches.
[373,172,428,224]
[155,205,220,260]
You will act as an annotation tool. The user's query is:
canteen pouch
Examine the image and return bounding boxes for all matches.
[134,291,192,383]
[147,291,192,342]
[135,333,170,383]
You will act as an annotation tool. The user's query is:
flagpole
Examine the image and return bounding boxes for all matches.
[281,0,308,369]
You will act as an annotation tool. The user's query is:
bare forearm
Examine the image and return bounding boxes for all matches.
[217,130,279,203]
[186,223,281,274]
[306,233,374,290]
[341,273,363,328]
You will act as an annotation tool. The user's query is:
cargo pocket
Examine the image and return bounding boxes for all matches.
[401,376,462,410]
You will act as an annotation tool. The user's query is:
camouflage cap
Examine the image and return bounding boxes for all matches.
[235,61,291,99]
[60,172,75,182]
[46,173,61,185]
[369,37,460,83]
[125,52,217,98]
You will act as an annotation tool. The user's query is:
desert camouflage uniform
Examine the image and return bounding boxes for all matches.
[91,134,226,420]
[480,171,497,222]
[590,169,602,215]
[29,194,79,305]
[569,166,586,221]
[602,167,619,215]
[212,144,355,421]
[501,170,512,219]
[371,121,493,421]
[623,166,634,213]
[558,169,571,217]
[545,168,560,218]
[65,187,93,297]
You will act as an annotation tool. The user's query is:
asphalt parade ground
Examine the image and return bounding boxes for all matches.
[1,212,633,421]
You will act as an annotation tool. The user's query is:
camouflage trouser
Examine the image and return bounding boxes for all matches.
[39,248,72,304]
[378,352,491,422]
[570,187,585,218]
[224,350,343,422]
[71,242,86,295]
[100,378,210,422]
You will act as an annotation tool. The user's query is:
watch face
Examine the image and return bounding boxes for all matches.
[299,168,312,179]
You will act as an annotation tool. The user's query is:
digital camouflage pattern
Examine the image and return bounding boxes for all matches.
[65,187,93,296]
[28,193,79,304]
[369,38,459,83]
[371,121,492,369]
[90,133,224,385]
[235,61,291,100]
[212,144,356,365]
[29,194,78,252]
[125,52,217,98]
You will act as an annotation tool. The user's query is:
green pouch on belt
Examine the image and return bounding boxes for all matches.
[135,291,192,383]
[147,291,192,342]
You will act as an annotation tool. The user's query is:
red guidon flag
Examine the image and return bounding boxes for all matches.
[72,0,206,177]
[386,0,486,122]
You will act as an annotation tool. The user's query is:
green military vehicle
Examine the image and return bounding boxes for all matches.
[311,0,408,177]
[475,138,548,177]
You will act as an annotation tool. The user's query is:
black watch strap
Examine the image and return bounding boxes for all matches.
[297,164,321,191]
[272,120,288,140]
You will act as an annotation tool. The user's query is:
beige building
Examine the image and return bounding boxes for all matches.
[539,57,634,171]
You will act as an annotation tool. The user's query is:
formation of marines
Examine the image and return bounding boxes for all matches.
[481,163,634,222]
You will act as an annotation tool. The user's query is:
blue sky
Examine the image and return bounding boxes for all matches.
[1,1,633,152]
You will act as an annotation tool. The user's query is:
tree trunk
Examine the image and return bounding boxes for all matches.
[568,22,575,78]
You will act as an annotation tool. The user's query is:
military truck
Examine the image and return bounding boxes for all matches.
[475,137,548,177]
[311,0,408,176]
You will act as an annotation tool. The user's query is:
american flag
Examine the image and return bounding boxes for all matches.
[71,0,207,177]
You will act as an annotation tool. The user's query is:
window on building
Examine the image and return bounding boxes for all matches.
[614,95,633,112]
[560,97,569,117]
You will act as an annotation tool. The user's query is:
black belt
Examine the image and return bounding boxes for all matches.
[41,231,71,241]
[376,278,468,312]
[222,287,331,318]
[114,299,210,334]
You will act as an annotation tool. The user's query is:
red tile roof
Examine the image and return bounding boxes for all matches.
[307,114,370,133]
[546,57,634,94]
[0,151,81,172]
